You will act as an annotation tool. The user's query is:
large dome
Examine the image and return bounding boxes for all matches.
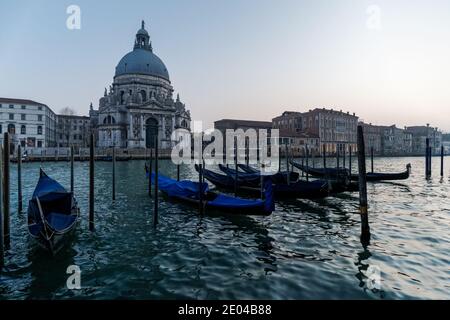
[115,49,170,81]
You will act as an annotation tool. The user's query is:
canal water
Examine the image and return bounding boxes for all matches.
[0,157,449,299]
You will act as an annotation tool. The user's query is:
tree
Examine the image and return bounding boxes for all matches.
[60,107,77,116]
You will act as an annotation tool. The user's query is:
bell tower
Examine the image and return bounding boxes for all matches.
[134,20,152,51]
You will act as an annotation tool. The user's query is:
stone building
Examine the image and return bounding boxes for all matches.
[273,108,358,155]
[382,125,412,156]
[406,125,442,155]
[90,21,191,149]
[56,114,91,148]
[358,122,384,155]
[0,97,57,151]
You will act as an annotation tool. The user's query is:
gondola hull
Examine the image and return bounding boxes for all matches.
[218,164,300,185]
[349,166,411,182]
[27,170,79,255]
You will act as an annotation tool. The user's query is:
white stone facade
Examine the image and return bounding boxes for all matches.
[0,98,57,150]
[92,21,191,149]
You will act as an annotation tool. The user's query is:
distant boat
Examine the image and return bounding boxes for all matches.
[290,160,411,182]
[28,169,79,255]
[146,166,274,216]
[349,164,411,182]
[196,165,329,199]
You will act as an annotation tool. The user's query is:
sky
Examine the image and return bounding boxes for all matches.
[1,0,449,131]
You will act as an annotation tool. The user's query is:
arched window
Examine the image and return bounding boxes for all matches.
[21,125,26,134]
[140,90,147,102]
[103,115,116,125]
[37,125,43,135]
[181,120,188,128]
[7,124,15,134]
[120,91,125,104]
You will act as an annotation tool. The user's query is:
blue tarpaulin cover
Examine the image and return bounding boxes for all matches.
[28,171,76,236]
[148,171,274,214]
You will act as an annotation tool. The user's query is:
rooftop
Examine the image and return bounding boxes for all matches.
[0,97,47,107]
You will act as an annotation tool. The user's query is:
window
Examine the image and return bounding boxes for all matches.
[0,104,2,108]
[9,113,14,120]
[38,115,43,121]
[21,114,26,121]
[21,105,26,110]
[0,125,2,133]
[21,125,26,134]
[74,134,77,140]
[79,134,82,140]
[103,115,116,124]
[38,106,43,111]
[59,134,63,139]
[37,126,43,135]
[9,105,14,109]
[37,141,42,148]
[73,126,77,130]
[7,124,15,134]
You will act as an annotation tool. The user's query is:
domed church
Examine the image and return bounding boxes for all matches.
[92,21,191,149]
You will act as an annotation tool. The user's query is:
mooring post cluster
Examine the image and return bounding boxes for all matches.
[357,125,371,245]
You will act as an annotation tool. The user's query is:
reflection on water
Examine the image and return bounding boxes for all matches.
[0,157,449,299]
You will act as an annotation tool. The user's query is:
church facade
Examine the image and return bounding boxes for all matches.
[91,21,191,149]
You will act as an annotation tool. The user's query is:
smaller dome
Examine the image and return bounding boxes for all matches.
[137,28,148,36]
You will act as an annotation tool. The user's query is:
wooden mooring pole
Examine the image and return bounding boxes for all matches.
[305,144,309,182]
[177,163,180,182]
[70,145,74,194]
[371,147,374,174]
[278,143,281,173]
[441,145,444,178]
[0,146,4,268]
[112,147,116,201]
[285,144,290,185]
[3,133,10,248]
[17,145,22,213]
[154,134,159,226]
[425,138,431,178]
[357,126,371,245]
[149,149,153,197]
[343,144,346,170]
[349,145,352,176]
[89,134,95,231]
[234,139,238,196]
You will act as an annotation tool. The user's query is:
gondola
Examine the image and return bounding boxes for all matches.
[289,160,350,178]
[146,167,275,216]
[288,160,359,192]
[349,164,411,182]
[27,169,79,255]
[218,164,299,185]
[196,165,329,199]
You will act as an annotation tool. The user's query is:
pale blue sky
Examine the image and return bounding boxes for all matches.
[1,0,449,131]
